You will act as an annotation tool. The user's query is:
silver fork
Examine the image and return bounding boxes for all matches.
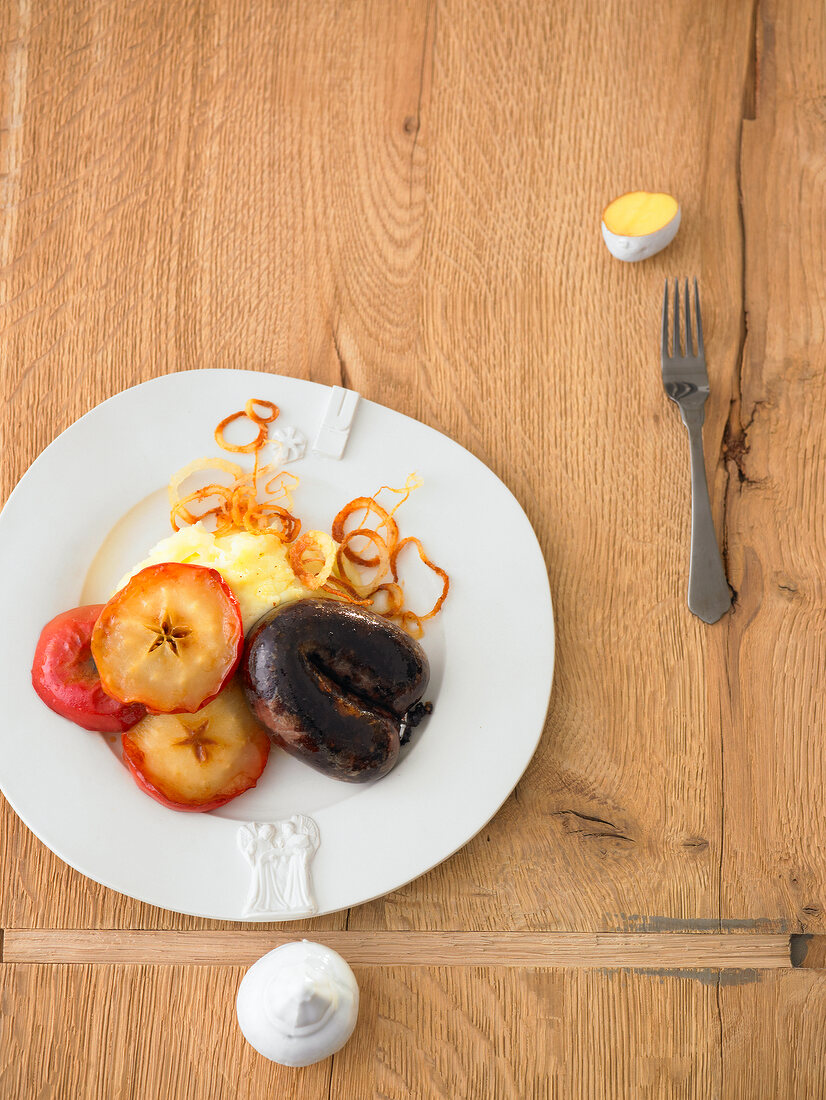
[661,279,731,623]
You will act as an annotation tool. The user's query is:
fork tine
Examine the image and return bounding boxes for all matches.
[662,280,669,360]
[683,279,693,356]
[694,277,704,357]
[673,277,680,356]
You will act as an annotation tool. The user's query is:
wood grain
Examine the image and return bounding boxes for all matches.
[724,0,826,932]
[336,966,724,1100]
[2,930,793,968]
[0,0,755,935]
[3,961,822,1099]
[0,963,334,1100]
[0,0,755,939]
[0,0,430,931]
[0,964,724,1100]
[721,972,826,1099]
[3,0,826,1094]
[351,0,755,933]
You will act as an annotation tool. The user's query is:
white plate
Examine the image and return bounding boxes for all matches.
[0,370,554,920]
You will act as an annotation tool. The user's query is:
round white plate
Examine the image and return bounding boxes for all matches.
[0,370,554,920]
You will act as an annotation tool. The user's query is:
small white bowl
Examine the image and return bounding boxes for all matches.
[601,192,681,262]
[236,940,360,1067]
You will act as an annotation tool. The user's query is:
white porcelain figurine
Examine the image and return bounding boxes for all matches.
[238,815,320,919]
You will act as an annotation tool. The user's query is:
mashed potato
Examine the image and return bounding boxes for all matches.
[117,525,313,632]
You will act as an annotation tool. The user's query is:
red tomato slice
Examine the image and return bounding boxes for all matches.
[91,563,243,714]
[32,605,146,732]
[122,681,270,812]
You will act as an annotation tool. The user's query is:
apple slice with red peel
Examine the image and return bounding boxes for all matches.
[122,681,270,812]
[92,562,243,714]
[32,605,146,732]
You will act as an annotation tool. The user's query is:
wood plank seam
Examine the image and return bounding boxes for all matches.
[1,931,794,968]
[717,0,760,961]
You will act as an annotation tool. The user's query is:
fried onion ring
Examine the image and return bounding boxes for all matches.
[168,457,244,509]
[245,398,280,425]
[367,582,405,617]
[288,531,337,590]
[321,575,373,606]
[215,410,268,453]
[332,497,399,566]
[336,528,390,594]
[390,536,450,621]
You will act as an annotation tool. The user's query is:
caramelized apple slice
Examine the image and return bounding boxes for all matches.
[32,605,146,732]
[122,681,270,812]
[92,563,243,714]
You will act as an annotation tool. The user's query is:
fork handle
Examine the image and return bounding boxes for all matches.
[682,411,731,623]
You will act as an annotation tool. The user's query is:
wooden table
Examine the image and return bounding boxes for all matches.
[2,0,824,1095]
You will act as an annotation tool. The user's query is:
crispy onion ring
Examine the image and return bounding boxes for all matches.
[212,514,236,538]
[289,531,337,590]
[168,457,244,509]
[229,485,255,528]
[367,582,405,617]
[399,610,425,639]
[373,473,423,518]
[321,575,373,606]
[170,486,234,531]
[242,503,301,541]
[245,398,280,425]
[336,528,390,594]
[215,410,268,454]
[264,470,299,510]
[168,459,300,540]
[390,536,450,621]
[332,497,399,566]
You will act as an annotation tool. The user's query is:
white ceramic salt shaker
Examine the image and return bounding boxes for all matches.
[236,940,359,1067]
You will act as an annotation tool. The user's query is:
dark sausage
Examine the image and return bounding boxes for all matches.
[243,598,430,782]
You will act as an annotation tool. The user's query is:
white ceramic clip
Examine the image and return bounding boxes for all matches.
[312,387,360,459]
